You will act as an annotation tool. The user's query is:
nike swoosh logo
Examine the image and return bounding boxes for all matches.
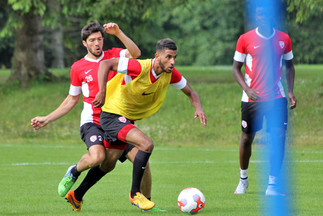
[254,45,260,49]
[142,92,154,96]
[70,195,81,209]
[85,69,92,74]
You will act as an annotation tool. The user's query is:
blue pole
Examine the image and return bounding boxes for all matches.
[245,0,293,215]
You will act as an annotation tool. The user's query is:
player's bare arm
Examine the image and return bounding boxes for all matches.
[103,22,141,59]
[232,60,260,101]
[285,59,297,109]
[31,94,80,130]
[180,82,207,127]
[92,58,120,108]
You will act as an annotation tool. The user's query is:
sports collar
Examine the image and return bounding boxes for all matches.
[151,58,162,79]
[84,52,105,63]
[256,27,276,40]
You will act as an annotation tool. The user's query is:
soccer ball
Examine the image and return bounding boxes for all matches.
[177,187,205,214]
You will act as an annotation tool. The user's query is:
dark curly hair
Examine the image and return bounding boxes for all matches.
[81,22,105,41]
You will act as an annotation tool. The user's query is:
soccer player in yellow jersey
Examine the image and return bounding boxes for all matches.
[31,22,161,212]
[92,38,207,210]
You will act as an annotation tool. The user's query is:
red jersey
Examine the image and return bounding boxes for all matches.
[69,48,126,126]
[233,28,293,102]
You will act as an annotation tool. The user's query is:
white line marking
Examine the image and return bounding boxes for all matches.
[8,162,71,166]
[2,144,322,154]
[0,144,79,149]
[3,159,323,167]
[1,145,322,167]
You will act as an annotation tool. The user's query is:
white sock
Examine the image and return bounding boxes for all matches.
[240,168,248,179]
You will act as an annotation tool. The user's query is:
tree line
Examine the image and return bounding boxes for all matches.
[0,0,323,87]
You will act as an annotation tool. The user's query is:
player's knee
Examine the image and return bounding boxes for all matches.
[142,138,154,152]
[89,153,105,168]
[240,133,253,147]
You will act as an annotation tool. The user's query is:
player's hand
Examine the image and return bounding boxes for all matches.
[246,88,261,101]
[194,110,207,127]
[30,116,48,130]
[103,23,120,36]
[92,91,106,108]
[288,92,297,109]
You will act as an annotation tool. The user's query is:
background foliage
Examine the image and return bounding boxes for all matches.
[1,0,323,70]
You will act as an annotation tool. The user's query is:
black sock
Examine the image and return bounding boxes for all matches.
[131,150,151,198]
[74,166,107,201]
[71,166,81,179]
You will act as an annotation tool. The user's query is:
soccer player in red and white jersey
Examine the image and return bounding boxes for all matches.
[31,22,158,211]
[232,6,296,195]
[91,38,207,210]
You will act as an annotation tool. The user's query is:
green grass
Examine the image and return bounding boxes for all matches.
[0,143,322,215]
[1,65,322,147]
[0,65,322,215]
[0,69,11,82]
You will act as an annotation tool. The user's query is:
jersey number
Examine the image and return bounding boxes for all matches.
[85,75,93,83]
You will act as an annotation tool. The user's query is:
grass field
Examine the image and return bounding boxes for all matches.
[0,143,322,215]
[0,65,322,215]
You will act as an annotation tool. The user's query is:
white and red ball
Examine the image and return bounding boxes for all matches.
[177,187,205,214]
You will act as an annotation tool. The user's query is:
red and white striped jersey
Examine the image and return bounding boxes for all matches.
[233,28,293,102]
[69,48,126,126]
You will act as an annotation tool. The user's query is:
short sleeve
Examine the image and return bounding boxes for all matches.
[233,35,247,62]
[283,35,293,60]
[171,68,187,89]
[69,65,82,96]
[70,65,81,87]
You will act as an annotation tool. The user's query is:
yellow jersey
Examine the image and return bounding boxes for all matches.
[102,59,172,120]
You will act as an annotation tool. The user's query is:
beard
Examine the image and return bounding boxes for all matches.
[88,47,102,57]
[159,60,173,73]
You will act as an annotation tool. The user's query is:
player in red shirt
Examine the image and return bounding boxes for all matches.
[31,22,159,211]
[232,6,296,195]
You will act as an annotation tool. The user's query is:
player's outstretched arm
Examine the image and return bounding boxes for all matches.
[31,94,80,130]
[103,22,141,59]
[285,59,297,109]
[93,58,120,108]
[180,82,207,127]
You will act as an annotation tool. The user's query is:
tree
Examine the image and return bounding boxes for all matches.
[0,1,14,69]
[4,0,53,88]
[2,0,179,87]
[287,0,323,22]
[287,1,323,63]
[46,0,64,68]
[142,0,245,65]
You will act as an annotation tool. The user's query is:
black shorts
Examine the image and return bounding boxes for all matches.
[241,98,288,133]
[80,123,104,149]
[80,122,133,163]
[100,112,136,144]
[119,144,135,163]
